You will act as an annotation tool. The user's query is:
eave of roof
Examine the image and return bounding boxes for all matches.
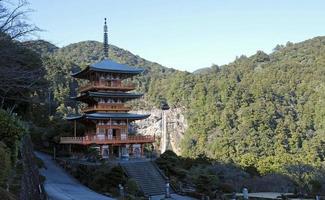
[72,59,144,79]
[66,112,150,121]
[71,91,143,103]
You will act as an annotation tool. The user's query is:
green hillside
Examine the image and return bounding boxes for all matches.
[149,36,325,174]
[24,40,176,110]
[25,37,325,175]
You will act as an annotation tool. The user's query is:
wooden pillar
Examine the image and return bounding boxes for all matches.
[141,144,144,157]
[74,120,77,137]
[68,144,72,155]
[109,145,113,157]
[130,144,133,157]
[53,145,56,160]
[99,145,102,157]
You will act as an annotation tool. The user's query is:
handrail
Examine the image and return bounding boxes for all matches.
[151,161,178,193]
[60,135,155,144]
[79,81,135,92]
[82,104,131,112]
[119,163,146,194]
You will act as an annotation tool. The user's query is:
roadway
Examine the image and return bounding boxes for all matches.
[35,152,114,200]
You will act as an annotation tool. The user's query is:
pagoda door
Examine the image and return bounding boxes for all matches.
[112,129,117,138]
[107,129,113,140]
[102,145,109,159]
[133,144,141,158]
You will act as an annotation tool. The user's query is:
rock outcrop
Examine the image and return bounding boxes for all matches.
[133,107,187,155]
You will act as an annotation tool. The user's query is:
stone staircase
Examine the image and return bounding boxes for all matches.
[120,161,174,196]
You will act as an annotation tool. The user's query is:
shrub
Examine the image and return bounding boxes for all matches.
[195,174,218,197]
[89,166,126,195]
[125,179,140,196]
[0,142,11,186]
[309,179,322,194]
[219,182,235,193]
[0,187,16,200]
[0,109,26,163]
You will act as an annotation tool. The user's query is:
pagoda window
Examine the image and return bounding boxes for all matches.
[98,128,105,135]
[121,133,127,140]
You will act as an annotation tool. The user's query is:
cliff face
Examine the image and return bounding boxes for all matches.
[134,107,187,155]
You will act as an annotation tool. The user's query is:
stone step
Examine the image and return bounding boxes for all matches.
[120,161,174,196]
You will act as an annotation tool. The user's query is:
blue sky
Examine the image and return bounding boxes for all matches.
[27,0,325,72]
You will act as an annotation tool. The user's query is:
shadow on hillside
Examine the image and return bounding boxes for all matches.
[155,150,325,198]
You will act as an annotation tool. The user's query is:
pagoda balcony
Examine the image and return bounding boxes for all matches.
[79,81,136,93]
[82,103,131,113]
[60,135,155,145]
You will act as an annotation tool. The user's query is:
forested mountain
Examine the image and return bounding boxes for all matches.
[2,0,322,196]
[25,37,325,177]
[23,40,59,56]
[149,37,325,175]
[24,40,176,111]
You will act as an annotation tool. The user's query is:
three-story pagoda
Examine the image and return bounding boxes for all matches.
[60,19,154,159]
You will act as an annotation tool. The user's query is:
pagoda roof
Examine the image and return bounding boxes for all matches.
[66,112,150,121]
[72,91,143,103]
[72,59,144,79]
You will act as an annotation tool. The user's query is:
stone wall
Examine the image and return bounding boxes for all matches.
[19,136,46,200]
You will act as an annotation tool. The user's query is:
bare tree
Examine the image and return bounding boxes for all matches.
[0,0,44,108]
[0,65,43,103]
[0,0,40,39]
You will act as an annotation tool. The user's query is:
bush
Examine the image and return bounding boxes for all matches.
[242,174,295,193]
[0,142,11,186]
[89,166,126,195]
[219,182,235,193]
[309,179,322,194]
[195,174,218,197]
[125,179,140,196]
[0,109,26,163]
[0,187,16,200]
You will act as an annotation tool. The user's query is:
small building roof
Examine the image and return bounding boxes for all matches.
[72,59,144,79]
[66,112,150,121]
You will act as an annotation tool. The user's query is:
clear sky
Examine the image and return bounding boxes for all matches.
[26,0,325,72]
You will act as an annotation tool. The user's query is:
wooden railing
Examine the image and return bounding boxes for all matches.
[82,103,131,113]
[79,81,135,92]
[60,135,155,145]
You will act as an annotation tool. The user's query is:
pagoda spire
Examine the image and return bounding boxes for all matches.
[103,18,108,58]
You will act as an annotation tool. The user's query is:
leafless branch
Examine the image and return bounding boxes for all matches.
[0,0,40,39]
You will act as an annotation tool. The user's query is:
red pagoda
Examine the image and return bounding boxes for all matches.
[60,19,154,159]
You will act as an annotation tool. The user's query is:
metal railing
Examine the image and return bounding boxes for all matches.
[60,135,155,145]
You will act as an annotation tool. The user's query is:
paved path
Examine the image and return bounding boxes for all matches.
[236,192,294,199]
[35,152,114,200]
[151,194,197,200]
